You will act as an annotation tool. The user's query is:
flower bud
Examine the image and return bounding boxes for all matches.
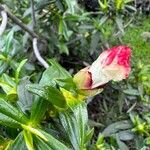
[74,46,131,94]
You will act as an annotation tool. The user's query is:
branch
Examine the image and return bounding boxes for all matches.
[30,0,36,28]
[0,4,38,38]
[33,38,49,68]
[0,10,7,36]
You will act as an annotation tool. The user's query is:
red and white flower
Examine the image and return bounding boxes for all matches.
[74,46,131,90]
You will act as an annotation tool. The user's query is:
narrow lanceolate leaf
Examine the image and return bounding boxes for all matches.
[59,102,89,150]
[21,125,48,142]
[30,59,71,125]
[17,77,33,113]
[9,132,26,150]
[23,130,34,150]
[116,17,124,33]
[27,84,67,109]
[0,98,29,124]
[34,129,69,150]
[1,73,16,87]
[30,97,49,126]
[102,120,132,137]
[34,136,53,150]
[116,134,129,150]
[15,59,28,83]
[22,125,69,150]
[0,113,21,128]
[40,59,71,87]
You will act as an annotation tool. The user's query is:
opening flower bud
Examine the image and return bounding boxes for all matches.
[74,46,131,91]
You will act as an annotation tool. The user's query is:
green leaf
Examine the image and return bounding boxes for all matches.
[0,74,17,101]
[22,125,48,142]
[9,132,26,150]
[0,135,5,144]
[0,139,12,150]
[116,17,124,33]
[0,113,21,128]
[17,77,33,113]
[0,98,29,124]
[30,97,49,126]
[34,136,53,150]
[30,60,71,125]
[57,42,69,55]
[116,134,129,150]
[22,125,69,149]
[64,14,88,21]
[102,120,132,137]
[1,73,16,87]
[0,63,9,75]
[23,130,34,150]
[56,78,77,92]
[0,80,15,94]
[59,102,88,150]
[34,129,69,150]
[27,84,67,109]
[61,20,73,41]
[15,59,28,84]
[40,59,71,87]
[35,0,56,10]
[2,30,14,55]
[84,128,94,143]
[90,31,100,55]
[48,59,71,78]
[65,0,78,14]
[117,130,134,141]
[123,89,140,96]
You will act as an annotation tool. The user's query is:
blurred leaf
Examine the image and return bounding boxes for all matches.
[15,59,28,84]
[102,120,132,137]
[59,19,73,41]
[90,31,100,54]
[57,42,69,55]
[64,14,88,21]
[2,30,14,55]
[0,139,12,150]
[116,134,129,150]
[123,89,140,96]
[23,8,31,18]
[65,0,78,14]
[116,17,124,33]
[0,63,9,75]
[35,0,56,10]
[0,135,5,144]
[117,130,134,141]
